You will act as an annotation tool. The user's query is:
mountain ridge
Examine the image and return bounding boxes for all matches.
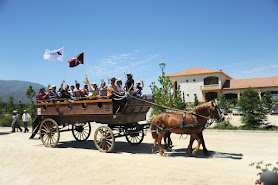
[0,80,46,104]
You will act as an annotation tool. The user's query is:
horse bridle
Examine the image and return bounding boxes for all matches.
[209,101,223,122]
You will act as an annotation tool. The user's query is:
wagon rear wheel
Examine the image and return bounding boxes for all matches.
[94,126,115,152]
[40,118,60,147]
[125,127,144,145]
[72,122,91,141]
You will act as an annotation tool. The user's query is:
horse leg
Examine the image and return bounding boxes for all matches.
[158,133,166,156]
[188,135,195,157]
[163,131,172,152]
[197,131,210,156]
[191,134,202,156]
[151,138,157,154]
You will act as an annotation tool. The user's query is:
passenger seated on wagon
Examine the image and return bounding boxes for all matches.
[82,83,89,96]
[85,75,98,94]
[69,85,75,98]
[73,81,84,98]
[37,88,48,103]
[47,84,58,101]
[133,78,146,99]
[97,81,107,98]
[107,77,123,98]
[58,80,71,99]
[116,78,124,94]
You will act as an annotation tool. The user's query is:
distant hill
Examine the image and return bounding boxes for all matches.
[0,80,46,104]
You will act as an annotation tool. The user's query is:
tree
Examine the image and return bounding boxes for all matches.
[15,100,24,116]
[150,72,186,117]
[6,96,15,113]
[194,94,199,107]
[262,90,272,111]
[238,87,266,128]
[26,85,36,118]
[219,94,229,110]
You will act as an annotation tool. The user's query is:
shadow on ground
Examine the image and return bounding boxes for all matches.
[0,132,11,136]
[54,140,242,159]
[167,148,243,159]
[56,140,153,154]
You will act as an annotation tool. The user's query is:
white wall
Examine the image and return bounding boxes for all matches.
[170,73,222,102]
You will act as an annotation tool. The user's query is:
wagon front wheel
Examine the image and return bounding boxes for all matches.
[40,118,60,147]
[125,128,144,145]
[72,122,91,141]
[94,126,115,153]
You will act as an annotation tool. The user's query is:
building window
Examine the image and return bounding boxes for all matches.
[193,79,195,82]
[204,76,218,85]
[186,80,188,82]
[272,94,278,99]
[187,94,189,96]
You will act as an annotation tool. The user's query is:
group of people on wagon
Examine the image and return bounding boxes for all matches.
[37,72,146,102]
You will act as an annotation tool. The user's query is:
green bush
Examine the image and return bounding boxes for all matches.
[0,114,13,127]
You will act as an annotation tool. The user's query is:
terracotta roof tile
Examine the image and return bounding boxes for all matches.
[225,76,278,89]
[168,67,222,77]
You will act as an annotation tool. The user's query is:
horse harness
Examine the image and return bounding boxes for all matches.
[152,111,207,134]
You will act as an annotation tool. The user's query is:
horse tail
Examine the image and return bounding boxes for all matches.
[151,115,159,140]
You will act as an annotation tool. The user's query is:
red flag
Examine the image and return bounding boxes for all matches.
[68,52,84,67]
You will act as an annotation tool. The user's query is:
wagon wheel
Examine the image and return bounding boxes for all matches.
[94,126,115,152]
[72,122,91,141]
[39,118,60,147]
[125,127,144,145]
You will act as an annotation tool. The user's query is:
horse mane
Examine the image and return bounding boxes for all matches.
[193,102,211,114]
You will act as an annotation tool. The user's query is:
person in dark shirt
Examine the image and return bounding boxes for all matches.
[59,80,71,99]
[124,72,134,95]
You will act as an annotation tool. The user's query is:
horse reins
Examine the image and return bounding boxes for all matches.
[129,95,212,120]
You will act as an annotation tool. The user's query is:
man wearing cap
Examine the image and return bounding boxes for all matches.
[134,78,146,99]
[22,110,31,133]
[85,75,98,93]
[124,72,134,95]
[47,84,58,101]
[107,77,121,97]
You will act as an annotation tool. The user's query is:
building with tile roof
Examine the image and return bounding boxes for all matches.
[168,67,278,102]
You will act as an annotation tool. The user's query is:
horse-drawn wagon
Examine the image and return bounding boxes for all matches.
[31,95,152,152]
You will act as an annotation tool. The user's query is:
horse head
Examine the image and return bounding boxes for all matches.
[194,100,225,123]
[209,100,225,122]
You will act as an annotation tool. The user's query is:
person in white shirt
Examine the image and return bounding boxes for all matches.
[116,78,123,94]
[22,110,31,133]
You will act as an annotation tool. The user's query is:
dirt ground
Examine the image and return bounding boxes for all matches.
[0,125,277,185]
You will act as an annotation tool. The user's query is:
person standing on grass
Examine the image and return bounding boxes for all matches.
[22,110,31,133]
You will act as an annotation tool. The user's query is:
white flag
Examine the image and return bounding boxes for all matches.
[43,47,64,61]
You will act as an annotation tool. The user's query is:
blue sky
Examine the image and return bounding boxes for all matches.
[0,0,278,94]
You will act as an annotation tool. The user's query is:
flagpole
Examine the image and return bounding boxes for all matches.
[64,47,66,83]
[84,51,87,75]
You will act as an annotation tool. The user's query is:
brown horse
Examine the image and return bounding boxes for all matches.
[151,101,224,156]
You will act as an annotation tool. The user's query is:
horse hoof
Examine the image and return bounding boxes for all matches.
[164,147,172,152]
[192,150,197,156]
[188,153,194,157]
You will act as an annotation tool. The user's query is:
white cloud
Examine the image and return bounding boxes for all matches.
[86,50,161,94]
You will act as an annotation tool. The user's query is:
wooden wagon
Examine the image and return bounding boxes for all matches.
[31,95,152,152]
